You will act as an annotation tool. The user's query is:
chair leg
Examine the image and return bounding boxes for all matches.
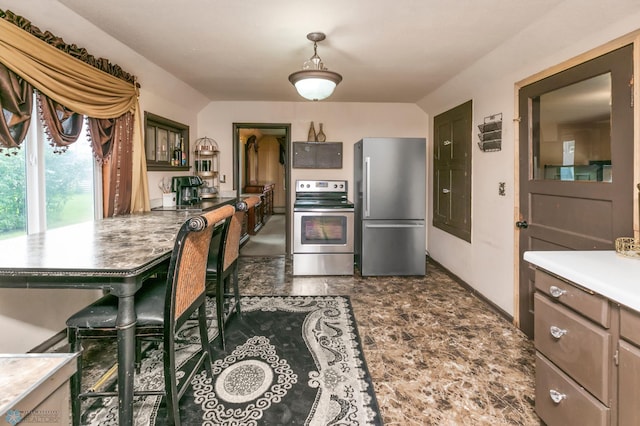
[163,334,181,426]
[232,262,241,316]
[216,275,226,350]
[68,329,83,426]
[197,305,214,379]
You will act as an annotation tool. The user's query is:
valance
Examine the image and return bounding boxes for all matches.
[0,17,137,119]
[0,11,149,215]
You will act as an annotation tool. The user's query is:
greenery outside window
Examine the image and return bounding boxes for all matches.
[145,112,190,171]
[0,104,98,240]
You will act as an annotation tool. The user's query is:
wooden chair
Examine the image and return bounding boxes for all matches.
[65,205,235,426]
[206,196,259,349]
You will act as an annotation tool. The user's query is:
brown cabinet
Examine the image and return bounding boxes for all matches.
[246,198,264,235]
[618,307,640,425]
[532,269,640,426]
[244,182,274,230]
[534,293,612,404]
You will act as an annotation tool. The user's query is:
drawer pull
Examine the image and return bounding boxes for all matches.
[549,389,566,404]
[550,325,567,339]
[549,285,566,298]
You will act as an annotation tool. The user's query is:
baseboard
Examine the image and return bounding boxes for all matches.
[427,256,515,325]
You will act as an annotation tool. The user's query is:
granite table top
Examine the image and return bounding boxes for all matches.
[0,202,235,279]
[0,213,193,278]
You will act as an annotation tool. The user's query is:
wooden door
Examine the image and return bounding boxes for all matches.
[517,45,634,338]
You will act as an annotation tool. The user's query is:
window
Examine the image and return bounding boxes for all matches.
[0,102,98,240]
[433,100,472,242]
[534,73,612,182]
[145,112,190,171]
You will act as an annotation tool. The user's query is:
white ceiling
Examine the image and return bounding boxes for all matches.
[54,0,634,103]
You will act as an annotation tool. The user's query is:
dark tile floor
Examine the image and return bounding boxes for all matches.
[238,256,541,425]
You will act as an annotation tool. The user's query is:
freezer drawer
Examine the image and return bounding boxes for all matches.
[360,220,425,276]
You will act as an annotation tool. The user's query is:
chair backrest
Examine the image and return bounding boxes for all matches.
[167,205,235,325]
[223,197,259,270]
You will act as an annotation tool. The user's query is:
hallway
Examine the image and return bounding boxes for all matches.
[239,214,286,257]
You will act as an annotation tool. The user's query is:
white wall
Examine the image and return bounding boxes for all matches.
[417,3,640,316]
[0,0,209,352]
[197,101,428,205]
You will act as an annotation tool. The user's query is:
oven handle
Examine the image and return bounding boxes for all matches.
[365,222,424,228]
[294,208,354,213]
[365,156,371,218]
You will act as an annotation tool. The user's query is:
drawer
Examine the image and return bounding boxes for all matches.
[619,340,640,425]
[536,352,609,426]
[620,305,640,347]
[534,293,611,403]
[535,269,610,328]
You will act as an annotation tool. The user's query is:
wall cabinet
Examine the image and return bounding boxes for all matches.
[144,112,190,171]
[432,100,472,242]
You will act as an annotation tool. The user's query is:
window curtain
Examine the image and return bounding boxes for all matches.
[0,63,32,149]
[0,15,149,215]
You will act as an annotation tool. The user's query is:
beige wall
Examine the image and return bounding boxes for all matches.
[0,0,208,352]
[417,6,640,316]
[3,0,640,352]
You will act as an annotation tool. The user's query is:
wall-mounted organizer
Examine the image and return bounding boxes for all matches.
[292,141,342,168]
[477,113,502,152]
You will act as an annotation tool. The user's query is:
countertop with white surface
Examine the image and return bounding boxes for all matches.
[0,353,78,417]
[524,250,640,312]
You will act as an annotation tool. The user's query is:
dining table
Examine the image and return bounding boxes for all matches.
[0,206,232,425]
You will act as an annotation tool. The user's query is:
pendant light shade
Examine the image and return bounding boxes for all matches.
[288,32,342,101]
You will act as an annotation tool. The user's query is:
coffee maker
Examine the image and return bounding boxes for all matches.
[172,176,203,206]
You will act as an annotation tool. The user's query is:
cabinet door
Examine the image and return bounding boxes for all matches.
[618,340,640,425]
[433,100,471,242]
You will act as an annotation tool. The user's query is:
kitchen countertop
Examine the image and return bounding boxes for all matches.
[151,196,237,212]
[0,353,78,417]
[524,250,640,312]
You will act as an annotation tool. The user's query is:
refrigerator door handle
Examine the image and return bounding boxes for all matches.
[365,223,424,228]
[364,156,371,217]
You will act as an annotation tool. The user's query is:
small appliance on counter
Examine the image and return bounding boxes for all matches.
[172,175,203,206]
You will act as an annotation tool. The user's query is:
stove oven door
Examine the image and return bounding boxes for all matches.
[293,208,354,254]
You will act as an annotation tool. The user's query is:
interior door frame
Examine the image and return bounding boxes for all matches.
[513,30,640,331]
[233,122,292,255]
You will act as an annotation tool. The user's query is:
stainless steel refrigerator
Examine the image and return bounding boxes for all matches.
[354,137,426,276]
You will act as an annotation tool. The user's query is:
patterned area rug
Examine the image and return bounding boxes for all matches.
[82,296,382,425]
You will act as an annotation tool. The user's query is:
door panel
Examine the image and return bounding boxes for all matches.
[433,100,472,242]
[518,45,634,338]
[531,193,614,245]
[363,138,425,220]
[362,220,426,276]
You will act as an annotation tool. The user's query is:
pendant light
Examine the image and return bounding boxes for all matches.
[288,32,342,101]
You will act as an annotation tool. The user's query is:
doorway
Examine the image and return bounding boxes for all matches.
[516,45,634,337]
[233,123,291,255]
